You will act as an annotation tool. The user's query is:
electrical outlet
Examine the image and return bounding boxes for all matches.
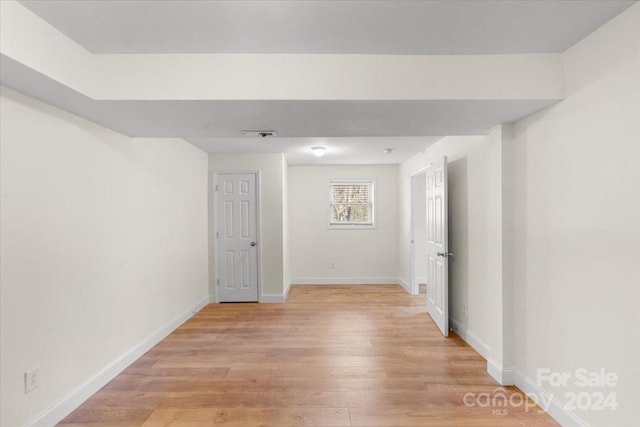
[462,303,468,316]
[330,261,335,269]
[25,367,40,393]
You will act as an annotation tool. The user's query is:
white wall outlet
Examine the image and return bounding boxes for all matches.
[25,367,40,393]
[462,303,468,316]
[330,261,335,269]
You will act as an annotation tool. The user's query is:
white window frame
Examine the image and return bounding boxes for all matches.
[328,179,377,229]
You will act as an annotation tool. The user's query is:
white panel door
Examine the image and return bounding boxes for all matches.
[217,173,258,302]
[426,157,450,336]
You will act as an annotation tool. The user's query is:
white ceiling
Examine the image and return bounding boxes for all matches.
[0,56,555,164]
[5,1,635,164]
[20,0,635,54]
[189,136,442,165]
[2,55,557,164]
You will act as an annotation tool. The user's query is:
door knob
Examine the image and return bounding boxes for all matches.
[250,241,256,247]
[437,252,453,258]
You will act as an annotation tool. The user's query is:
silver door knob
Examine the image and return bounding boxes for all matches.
[250,241,256,247]
[437,252,453,258]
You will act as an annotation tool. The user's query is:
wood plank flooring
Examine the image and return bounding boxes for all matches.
[58,285,558,426]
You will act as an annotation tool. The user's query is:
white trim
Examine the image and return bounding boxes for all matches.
[396,277,412,294]
[25,295,209,427]
[263,278,408,301]
[283,279,292,299]
[327,223,377,230]
[409,170,428,296]
[486,358,515,385]
[328,179,377,230]
[210,171,222,304]
[289,278,411,295]
[486,361,589,427]
[261,293,286,303]
[260,280,292,304]
[450,318,491,360]
[411,165,430,177]
[290,277,401,285]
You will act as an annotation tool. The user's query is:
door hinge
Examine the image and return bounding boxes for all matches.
[216,231,219,239]
[215,184,218,192]
[217,279,220,286]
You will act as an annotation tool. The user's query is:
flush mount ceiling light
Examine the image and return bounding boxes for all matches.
[241,130,277,138]
[311,146,327,157]
[383,148,393,154]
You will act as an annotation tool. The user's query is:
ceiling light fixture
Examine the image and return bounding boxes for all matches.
[383,148,393,154]
[311,146,327,157]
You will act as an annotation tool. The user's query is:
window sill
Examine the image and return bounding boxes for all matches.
[328,224,377,230]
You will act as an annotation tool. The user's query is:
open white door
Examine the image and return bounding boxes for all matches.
[426,157,450,336]
[217,173,259,302]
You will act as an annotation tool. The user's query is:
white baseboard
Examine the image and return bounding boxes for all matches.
[290,277,402,285]
[259,278,409,302]
[486,360,589,427]
[290,277,411,295]
[487,358,515,385]
[396,278,412,294]
[261,293,286,303]
[26,295,209,427]
[450,318,491,360]
[283,279,292,300]
[260,280,292,303]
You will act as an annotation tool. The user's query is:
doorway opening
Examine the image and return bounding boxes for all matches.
[411,170,428,296]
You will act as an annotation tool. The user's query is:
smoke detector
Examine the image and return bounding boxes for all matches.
[241,130,277,138]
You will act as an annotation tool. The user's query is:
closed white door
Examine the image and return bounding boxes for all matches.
[217,173,259,302]
[426,157,450,336]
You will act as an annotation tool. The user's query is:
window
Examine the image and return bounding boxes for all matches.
[329,180,375,228]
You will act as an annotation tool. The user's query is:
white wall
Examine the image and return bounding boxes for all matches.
[288,165,399,282]
[398,132,503,361]
[208,153,286,298]
[396,6,640,425]
[507,3,640,425]
[0,87,209,427]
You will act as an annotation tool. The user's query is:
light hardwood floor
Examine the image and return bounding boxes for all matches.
[58,285,558,426]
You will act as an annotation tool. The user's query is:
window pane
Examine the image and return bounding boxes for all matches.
[331,184,369,204]
[329,181,375,227]
[331,203,372,223]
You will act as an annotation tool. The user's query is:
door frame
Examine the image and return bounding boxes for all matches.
[410,166,428,296]
[211,170,262,303]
